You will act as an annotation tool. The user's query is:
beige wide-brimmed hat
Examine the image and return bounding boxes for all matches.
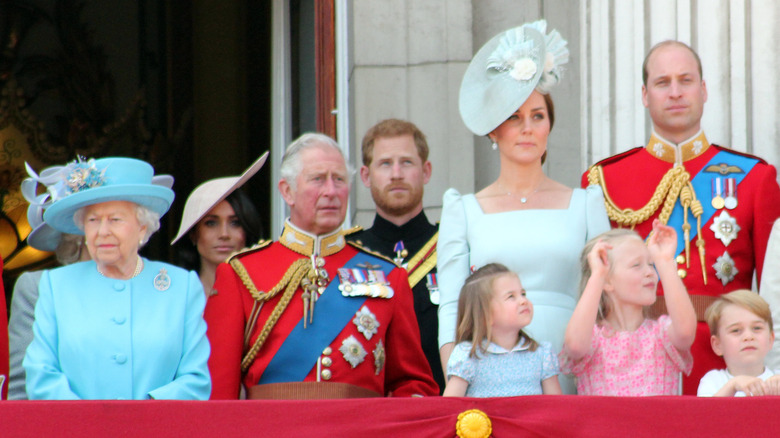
[171,151,268,245]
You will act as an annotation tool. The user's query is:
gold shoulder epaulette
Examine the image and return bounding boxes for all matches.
[342,225,363,236]
[227,239,273,263]
[346,240,398,266]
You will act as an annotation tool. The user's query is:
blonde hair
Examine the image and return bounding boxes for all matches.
[455,263,538,357]
[705,289,773,336]
[579,228,645,321]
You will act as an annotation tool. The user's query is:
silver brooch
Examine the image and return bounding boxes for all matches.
[713,251,739,286]
[154,268,171,291]
[710,210,740,246]
[353,305,380,340]
[339,335,367,368]
[373,340,385,376]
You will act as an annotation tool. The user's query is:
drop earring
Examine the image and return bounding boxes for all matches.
[492,142,498,151]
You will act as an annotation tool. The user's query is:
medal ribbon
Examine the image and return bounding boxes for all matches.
[258,252,395,384]
[666,151,758,256]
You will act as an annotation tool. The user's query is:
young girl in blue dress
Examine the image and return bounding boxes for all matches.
[443,263,562,397]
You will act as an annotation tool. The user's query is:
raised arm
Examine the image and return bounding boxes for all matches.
[648,219,696,351]
[563,240,610,360]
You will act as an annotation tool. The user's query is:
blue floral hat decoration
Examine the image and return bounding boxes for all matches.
[41,156,176,235]
[458,20,569,136]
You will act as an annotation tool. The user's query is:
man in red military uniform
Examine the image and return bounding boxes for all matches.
[205,133,438,399]
[583,41,780,394]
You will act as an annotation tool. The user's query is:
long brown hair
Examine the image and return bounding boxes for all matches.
[455,263,538,357]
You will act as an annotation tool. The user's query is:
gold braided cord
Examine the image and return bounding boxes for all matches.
[231,258,309,302]
[589,164,709,285]
[241,259,312,372]
[690,196,708,285]
[587,165,688,227]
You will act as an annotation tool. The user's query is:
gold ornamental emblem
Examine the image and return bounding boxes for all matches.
[456,409,492,438]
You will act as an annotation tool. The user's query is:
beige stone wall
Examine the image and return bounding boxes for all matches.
[345,0,780,227]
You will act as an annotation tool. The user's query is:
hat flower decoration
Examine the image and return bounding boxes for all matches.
[458,19,569,136]
[63,156,106,196]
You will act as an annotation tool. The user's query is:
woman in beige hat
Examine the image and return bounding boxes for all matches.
[172,152,268,295]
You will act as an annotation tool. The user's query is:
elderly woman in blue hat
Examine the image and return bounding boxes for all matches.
[437,21,610,394]
[23,157,211,400]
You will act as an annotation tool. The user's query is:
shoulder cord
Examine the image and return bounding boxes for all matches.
[230,257,312,372]
[588,164,707,284]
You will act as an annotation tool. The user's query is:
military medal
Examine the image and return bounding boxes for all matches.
[353,305,380,340]
[724,178,738,210]
[393,241,408,266]
[154,268,171,291]
[426,273,440,305]
[713,251,738,286]
[710,210,740,246]
[710,178,725,210]
[338,266,395,298]
[339,335,367,368]
[373,340,385,376]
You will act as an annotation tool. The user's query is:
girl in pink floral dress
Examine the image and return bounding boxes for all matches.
[560,220,696,395]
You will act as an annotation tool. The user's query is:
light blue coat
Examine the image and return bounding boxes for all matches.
[24,259,211,400]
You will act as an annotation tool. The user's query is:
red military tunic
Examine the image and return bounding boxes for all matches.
[583,132,780,395]
[205,221,438,399]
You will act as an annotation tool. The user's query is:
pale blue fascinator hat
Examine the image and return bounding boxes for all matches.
[33,157,175,235]
[458,20,569,136]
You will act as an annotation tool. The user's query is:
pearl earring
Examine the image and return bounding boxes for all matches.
[491,142,498,151]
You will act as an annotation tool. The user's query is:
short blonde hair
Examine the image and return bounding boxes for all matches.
[705,289,773,335]
[455,263,538,357]
[579,228,644,321]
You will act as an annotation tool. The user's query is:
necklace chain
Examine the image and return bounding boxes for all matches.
[499,181,543,203]
[97,256,144,279]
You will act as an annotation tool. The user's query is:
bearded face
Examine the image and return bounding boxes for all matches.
[360,135,431,220]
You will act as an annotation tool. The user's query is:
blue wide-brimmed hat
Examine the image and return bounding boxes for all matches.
[43,157,175,235]
[458,20,569,136]
[26,194,62,252]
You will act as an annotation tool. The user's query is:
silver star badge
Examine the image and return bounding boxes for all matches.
[710,210,740,246]
[373,340,385,376]
[353,305,380,340]
[339,335,367,368]
[713,251,739,286]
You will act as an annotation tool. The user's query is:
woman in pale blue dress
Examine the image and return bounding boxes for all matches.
[437,21,610,393]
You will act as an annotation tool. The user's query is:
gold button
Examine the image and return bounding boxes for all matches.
[677,269,687,279]
[676,255,685,265]
[321,357,332,367]
[321,369,332,380]
[322,347,332,356]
